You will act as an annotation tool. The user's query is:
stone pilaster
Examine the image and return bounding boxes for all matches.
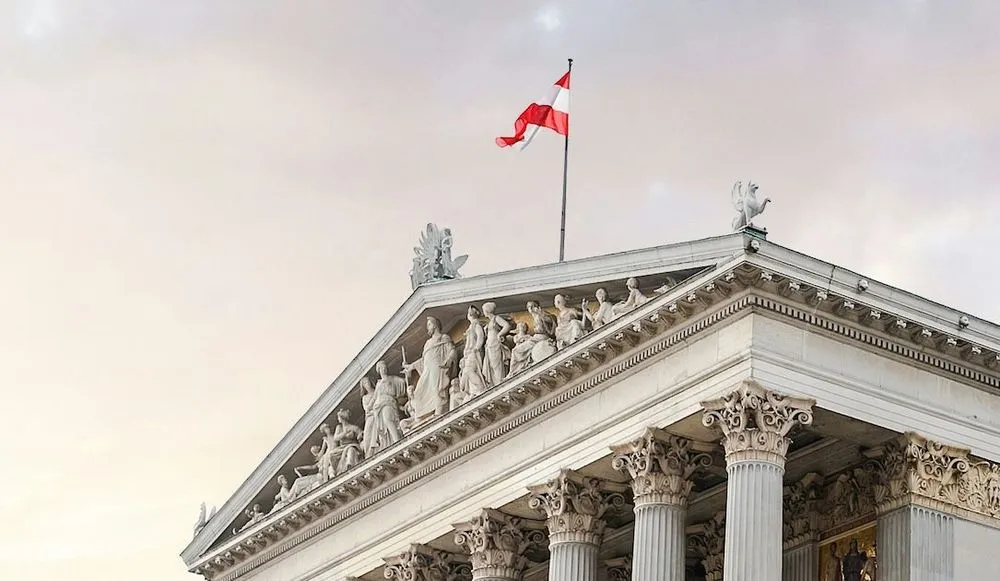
[865,432,971,581]
[701,380,815,581]
[453,508,546,581]
[782,473,822,581]
[383,544,472,581]
[610,428,713,581]
[687,511,726,581]
[527,469,627,581]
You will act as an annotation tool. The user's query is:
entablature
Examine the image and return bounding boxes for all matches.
[187,253,1000,580]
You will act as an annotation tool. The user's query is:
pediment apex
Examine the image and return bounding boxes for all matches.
[183,232,1000,569]
[181,234,749,564]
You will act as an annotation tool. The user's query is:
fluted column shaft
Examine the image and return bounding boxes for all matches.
[701,381,816,581]
[549,537,600,581]
[632,503,685,580]
[724,458,785,579]
[877,505,954,581]
[782,542,817,581]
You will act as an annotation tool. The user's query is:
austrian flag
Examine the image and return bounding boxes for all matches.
[496,71,570,149]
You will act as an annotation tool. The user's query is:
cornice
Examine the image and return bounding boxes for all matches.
[191,264,753,579]
[182,234,745,563]
[190,261,1000,580]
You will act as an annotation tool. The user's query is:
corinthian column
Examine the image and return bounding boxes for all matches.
[383,544,472,581]
[610,428,713,581]
[527,469,627,581]
[701,380,815,581]
[453,508,546,581]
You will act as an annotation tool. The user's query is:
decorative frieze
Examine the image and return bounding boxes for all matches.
[452,509,546,580]
[817,464,877,533]
[383,544,472,581]
[701,380,815,465]
[866,431,1000,524]
[605,554,632,581]
[610,428,714,506]
[783,472,822,548]
[687,511,726,581]
[189,260,1000,581]
[527,469,628,545]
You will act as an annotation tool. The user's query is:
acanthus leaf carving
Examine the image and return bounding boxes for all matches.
[383,544,471,581]
[782,472,822,547]
[701,380,815,464]
[452,509,546,580]
[526,469,628,545]
[687,511,725,581]
[605,554,633,581]
[610,428,713,507]
[867,432,983,517]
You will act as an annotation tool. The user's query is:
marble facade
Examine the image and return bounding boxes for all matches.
[181,230,1000,581]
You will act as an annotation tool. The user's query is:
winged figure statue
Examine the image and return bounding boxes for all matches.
[409,223,468,289]
[192,502,217,537]
[731,180,772,231]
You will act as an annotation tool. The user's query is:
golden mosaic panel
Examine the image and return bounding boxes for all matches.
[818,522,877,581]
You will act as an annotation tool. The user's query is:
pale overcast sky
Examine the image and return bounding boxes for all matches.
[1,1,999,580]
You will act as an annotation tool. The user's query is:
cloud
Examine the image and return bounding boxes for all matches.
[3,3,1000,581]
[534,5,563,32]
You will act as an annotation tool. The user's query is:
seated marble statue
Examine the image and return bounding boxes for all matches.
[582,288,616,330]
[327,409,364,476]
[525,300,558,362]
[553,294,586,348]
[236,504,266,533]
[270,474,294,513]
[611,277,649,317]
[289,445,327,498]
[506,322,534,378]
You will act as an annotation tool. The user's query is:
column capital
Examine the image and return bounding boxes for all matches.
[452,508,546,580]
[701,380,815,465]
[865,431,978,515]
[687,511,725,581]
[527,469,628,545]
[383,544,471,581]
[783,472,823,549]
[604,555,632,581]
[610,428,714,507]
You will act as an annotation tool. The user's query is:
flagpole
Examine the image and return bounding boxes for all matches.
[558,58,573,262]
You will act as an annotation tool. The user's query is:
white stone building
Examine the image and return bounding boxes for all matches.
[180,227,1000,581]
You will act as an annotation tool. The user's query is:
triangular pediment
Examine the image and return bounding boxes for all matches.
[182,231,1000,574]
[181,233,751,563]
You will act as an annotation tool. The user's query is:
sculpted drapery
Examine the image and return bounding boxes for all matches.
[405,316,457,421]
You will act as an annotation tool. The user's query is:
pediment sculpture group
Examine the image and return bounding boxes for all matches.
[236,276,674,531]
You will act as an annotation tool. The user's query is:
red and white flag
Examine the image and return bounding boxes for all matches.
[496,71,570,150]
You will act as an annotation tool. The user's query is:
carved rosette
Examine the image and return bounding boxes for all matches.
[687,511,725,581]
[782,472,822,548]
[605,554,632,581]
[526,469,627,545]
[701,380,815,465]
[383,544,472,581]
[610,428,713,507]
[452,509,546,580]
